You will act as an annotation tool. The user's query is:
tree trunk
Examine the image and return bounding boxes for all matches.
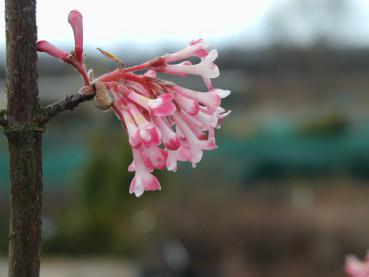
[6,133,42,277]
[5,0,42,276]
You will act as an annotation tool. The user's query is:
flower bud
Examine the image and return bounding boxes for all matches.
[37,40,69,61]
[68,10,84,63]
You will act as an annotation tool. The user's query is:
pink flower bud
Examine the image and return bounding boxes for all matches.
[68,10,84,63]
[345,253,369,277]
[36,40,69,61]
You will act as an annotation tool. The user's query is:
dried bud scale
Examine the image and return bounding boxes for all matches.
[93,82,114,111]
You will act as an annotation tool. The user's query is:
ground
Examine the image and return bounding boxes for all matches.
[0,258,137,277]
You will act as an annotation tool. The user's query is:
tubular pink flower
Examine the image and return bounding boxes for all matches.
[166,145,192,172]
[163,39,209,63]
[113,103,141,148]
[173,112,215,167]
[215,106,232,120]
[180,111,208,140]
[154,117,181,150]
[193,110,219,129]
[212,100,231,126]
[142,144,168,170]
[68,10,84,63]
[130,148,161,197]
[128,104,161,146]
[125,82,151,98]
[126,89,176,117]
[213,88,231,99]
[170,85,221,113]
[162,49,219,79]
[150,94,176,116]
[173,93,200,116]
[345,253,369,277]
[166,150,178,172]
[182,142,203,168]
[37,40,70,61]
[203,77,213,91]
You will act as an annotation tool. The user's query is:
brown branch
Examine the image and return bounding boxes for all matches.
[0,110,8,127]
[39,93,94,124]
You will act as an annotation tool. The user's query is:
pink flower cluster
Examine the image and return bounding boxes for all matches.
[37,10,230,197]
[346,252,369,277]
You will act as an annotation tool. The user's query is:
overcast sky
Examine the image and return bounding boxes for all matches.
[1,0,369,51]
[0,0,273,49]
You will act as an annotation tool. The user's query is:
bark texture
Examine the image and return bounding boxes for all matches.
[6,132,42,277]
[5,0,43,276]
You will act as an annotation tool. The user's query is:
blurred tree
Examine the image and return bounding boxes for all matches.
[44,131,153,255]
[266,0,365,47]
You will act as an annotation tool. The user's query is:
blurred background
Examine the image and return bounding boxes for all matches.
[1,0,369,276]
